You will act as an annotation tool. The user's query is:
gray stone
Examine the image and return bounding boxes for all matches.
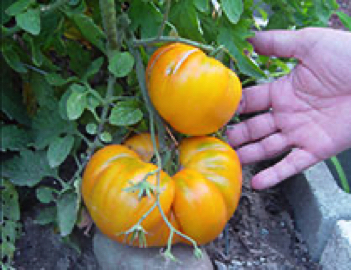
[320,220,351,270]
[93,231,214,270]
[282,161,351,261]
[214,260,228,270]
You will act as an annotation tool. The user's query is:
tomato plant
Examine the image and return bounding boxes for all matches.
[1,0,345,266]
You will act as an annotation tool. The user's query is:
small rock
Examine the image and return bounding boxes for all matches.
[246,261,252,267]
[320,220,351,270]
[214,260,227,270]
[260,228,269,235]
[231,259,242,266]
[93,231,214,270]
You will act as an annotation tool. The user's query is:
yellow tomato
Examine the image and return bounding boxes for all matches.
[82,133,242,247]
[146,43,242,135]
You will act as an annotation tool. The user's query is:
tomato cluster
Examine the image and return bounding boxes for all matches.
[82,133,242,246]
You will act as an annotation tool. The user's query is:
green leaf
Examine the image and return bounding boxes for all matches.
[6,0,33,16]
[45,73,78,86]
[335,11,351,30]
[109,100,143,126]
[34,206,57,225]
[1,180,20,221]
[23,34,44,66]
[1,125,32,151]
[32,107,76,150]
[194,0,209,13]
[1,43,28,73]
[129,2,163,38]
[71,14,106,52]
[1,235,16,262]
[30,71,57,108]
[87,94,101,111]
[1,150,56,187]
[47,135,75,168]
[314,0,336,25]
[169,0,204,42]
[266,11,291,29]
[218,20,265,78]
[66,41,91,77]
[66,84,88,120]
[86,123,97,135]
[0,180,21,264]
[16,8,41,35]
[197,12,218,43]
[99,131,112,143]
[1,67,30,125]
[57,190,79,236]
[108,52,135,78]
[82,57,104,81]
[1,0,16,23]
[221,0,244,24]
[36,186,56,203]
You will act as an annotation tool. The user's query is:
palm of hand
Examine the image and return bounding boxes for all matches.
[227,28,351,189]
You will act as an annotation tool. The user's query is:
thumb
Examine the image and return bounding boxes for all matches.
[249,29,304,59]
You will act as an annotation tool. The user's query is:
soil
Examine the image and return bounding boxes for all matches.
[12,208,99,270]
[205,164,320,270]
[11,1,351,269]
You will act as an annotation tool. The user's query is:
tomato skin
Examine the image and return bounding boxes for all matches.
[172,169,228,245]
[146,43,242,136]
[82,134,242,247]
[124,133,158,162]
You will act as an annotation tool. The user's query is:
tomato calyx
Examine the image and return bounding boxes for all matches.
[123,170,161,200]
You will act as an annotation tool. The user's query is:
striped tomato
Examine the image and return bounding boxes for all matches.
[82,133,242,247]
[146,43,242,135]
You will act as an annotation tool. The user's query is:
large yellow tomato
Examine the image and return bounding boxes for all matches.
[82,133,242,247]
[146,43,242,136]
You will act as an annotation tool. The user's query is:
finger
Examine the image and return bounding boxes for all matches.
[235,133,290,164]
[249,30,303,59]
[227,112,278,147]
[239,75,291,114]
[251,148,319,190]
[238,83,272,114]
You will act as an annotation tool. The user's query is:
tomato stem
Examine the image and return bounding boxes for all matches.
[130,40,202,257]
[157,0,172,38]
[99,0,119,54]
[133,36,215,52]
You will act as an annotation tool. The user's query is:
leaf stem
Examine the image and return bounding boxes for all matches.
[330,156,350,193]
[157,0,172,38]
[40,0,69,14]
[133,36,215,52]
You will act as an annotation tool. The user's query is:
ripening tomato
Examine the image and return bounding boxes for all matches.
[82,133,242,247]
[146,43,242,136]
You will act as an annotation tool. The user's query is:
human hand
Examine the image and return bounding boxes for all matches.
[226,27,351,189]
